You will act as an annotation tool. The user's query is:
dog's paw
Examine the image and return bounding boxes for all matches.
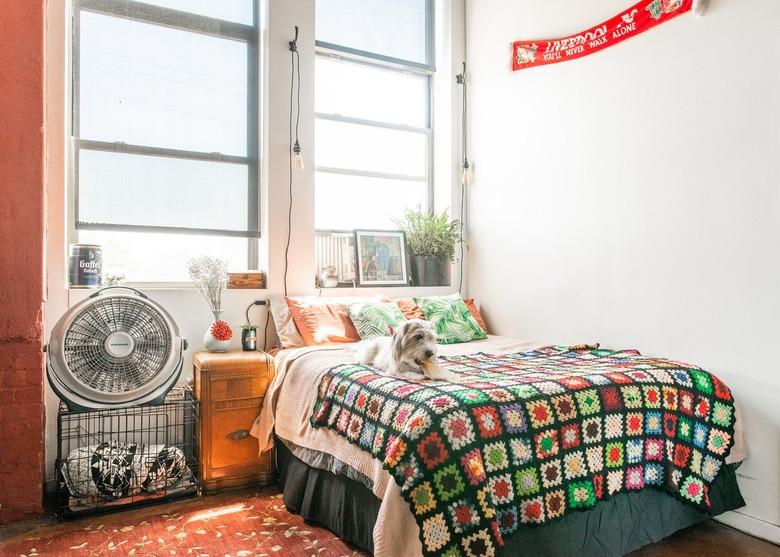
[421,362,458,382]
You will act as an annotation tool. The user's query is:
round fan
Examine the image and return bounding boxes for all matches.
[47,287,187,411]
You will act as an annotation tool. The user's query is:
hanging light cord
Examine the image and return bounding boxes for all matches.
[456,62,468,294]
[284,26,301,296]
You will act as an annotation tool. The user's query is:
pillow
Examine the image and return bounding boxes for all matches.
[346,301,406,340]
[413,293,487,344]
[397,297,489,334]
[464,298,489,334]
[269,295,387,348]
[268,295,306,348]
[286,297,361,345]
[396,298,425,320]
[141,445,189,493]
[61,442,188,499]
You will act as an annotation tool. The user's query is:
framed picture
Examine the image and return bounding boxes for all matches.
[353,230,409,287]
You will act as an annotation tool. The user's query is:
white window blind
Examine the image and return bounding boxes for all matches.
[73,0,259,239]
[316,0,430,65]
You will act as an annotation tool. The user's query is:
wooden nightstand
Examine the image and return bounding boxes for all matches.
[193,351,276,492]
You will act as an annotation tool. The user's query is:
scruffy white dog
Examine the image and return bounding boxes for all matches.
[354,320,457,381]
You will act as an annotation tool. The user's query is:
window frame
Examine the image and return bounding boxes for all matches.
[313,0,435,228]
[69,0,261,272]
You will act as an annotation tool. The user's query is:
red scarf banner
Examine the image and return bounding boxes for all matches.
[512,0,692,71]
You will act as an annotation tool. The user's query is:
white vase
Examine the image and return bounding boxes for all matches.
[203,310,232,352]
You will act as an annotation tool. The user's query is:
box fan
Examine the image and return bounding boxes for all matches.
[47,287,187,411]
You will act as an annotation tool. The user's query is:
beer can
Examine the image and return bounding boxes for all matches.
[242,327,258,351]
[69,244,103,288]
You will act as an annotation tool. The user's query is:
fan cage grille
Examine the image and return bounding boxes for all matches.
[63,296,172,394]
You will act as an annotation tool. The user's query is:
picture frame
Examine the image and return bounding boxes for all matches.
[353,230,409,287]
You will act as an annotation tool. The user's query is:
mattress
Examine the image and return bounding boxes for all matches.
[250,336,747,557]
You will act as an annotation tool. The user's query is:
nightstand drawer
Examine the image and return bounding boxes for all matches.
[209,403,268,474]
[208,374,269,403]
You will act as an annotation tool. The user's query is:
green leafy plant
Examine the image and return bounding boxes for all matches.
[394,207,461,260]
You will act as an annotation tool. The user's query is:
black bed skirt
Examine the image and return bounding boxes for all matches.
[276,439,745,556]
[277,438,381,553]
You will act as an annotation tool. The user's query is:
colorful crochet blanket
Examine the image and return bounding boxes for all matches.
[310,347,736,557]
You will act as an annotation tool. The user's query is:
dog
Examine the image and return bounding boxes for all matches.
[354,320,457,381]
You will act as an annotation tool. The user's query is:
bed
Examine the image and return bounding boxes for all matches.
[251,336,747,557]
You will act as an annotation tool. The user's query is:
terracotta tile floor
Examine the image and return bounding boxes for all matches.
[0,486,777,556]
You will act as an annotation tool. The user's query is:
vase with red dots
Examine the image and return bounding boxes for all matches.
[203,310,233,352]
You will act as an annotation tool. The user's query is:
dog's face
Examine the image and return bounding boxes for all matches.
[392,320,439,371]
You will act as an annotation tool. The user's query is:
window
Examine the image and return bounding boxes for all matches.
[314,0,434,235]
[71,0,258,282]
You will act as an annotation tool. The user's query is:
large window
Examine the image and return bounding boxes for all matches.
[71,0,258,282]
[314,0,434,233]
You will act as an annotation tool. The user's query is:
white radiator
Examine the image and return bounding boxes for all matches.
[315,230,355,284]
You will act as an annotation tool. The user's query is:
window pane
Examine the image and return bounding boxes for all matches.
[79,229,248,282]
[316,57,427,127]
[316,119,427,178]
[78,150,250,233]
[79,11,248,155]
[140,0,254,24]
[316,0,428,64]
[315,172,427,230]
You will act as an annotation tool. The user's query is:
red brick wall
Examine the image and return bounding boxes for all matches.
[0,0,46,524]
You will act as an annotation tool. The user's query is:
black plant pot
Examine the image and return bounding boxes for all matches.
[411,256,451,287]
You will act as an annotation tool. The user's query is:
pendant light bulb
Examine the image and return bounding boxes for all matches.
[461,159,471,186]
[293,140,304,171]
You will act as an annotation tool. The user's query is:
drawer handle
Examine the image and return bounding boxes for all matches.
[226,429,250,441]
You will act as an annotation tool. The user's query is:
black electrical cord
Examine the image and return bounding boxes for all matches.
[457,62,468,294]
[295,49,301,150]
[244,299,268,350]
[262,303,271,351]
[283,27,300,296]
[458,180,465,294]
[245,303,253,325]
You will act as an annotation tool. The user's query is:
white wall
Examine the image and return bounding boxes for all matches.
[466,0,780,543]
[44,0,465,483]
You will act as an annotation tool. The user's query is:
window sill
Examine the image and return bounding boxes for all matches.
[322,283,452,289]
[67,284,450,294]
[68,283,267,291]
[314,285,457,295]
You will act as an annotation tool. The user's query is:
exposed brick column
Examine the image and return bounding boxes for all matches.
[0,0,46,524]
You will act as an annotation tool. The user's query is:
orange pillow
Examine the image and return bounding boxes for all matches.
[285,297,360,345]
[396,298,426,320]
[464,299,489,334]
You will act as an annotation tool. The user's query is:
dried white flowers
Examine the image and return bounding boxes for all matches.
[186,256,229,313]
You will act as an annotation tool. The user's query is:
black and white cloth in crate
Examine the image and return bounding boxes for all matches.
[61,441,188,499]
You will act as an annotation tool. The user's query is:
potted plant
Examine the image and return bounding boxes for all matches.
[394,207,461,287]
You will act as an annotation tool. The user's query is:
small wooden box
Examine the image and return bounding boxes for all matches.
[193,351,275,492]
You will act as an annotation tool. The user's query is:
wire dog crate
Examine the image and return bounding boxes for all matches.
[55,387,199,518]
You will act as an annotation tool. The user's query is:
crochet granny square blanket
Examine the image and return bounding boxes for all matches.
[310,347,736,557]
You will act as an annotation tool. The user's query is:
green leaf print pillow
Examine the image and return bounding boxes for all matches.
[345,301,406,340]
[412,293,487,344]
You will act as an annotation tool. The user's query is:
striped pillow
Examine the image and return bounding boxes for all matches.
[345,301,406,340]
[412,293,487,344]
